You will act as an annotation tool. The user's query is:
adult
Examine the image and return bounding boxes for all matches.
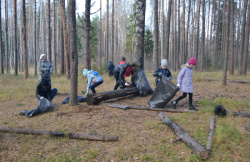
[108,61,115,77]
[38,54,54,81]
[36,79,57,102]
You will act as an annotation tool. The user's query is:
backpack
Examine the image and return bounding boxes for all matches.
[92,71,99,76]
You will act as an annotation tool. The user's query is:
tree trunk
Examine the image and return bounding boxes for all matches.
[47,0,51,62]
[159,112,209,159]
[22,0,28,78]
[229,0,234,75]
[98,0,102,69]
[0,0,2,74]
[222,0,230,85]
[238,0,248,75]
[242,0,250,75]
[233,112,250,118]
[206,116,215,151]
[210,0,215,66]
[165,0,172,60]
[84,0,91,70]
[107,104,196,113]
[0,126,118,141]
[53,0,57,74]
[111,0,114,62]
[213,0,221,66]
[105,0,109,63]
[68,0,78,106]
[200,0,205,71]
[34,0,37,76]
[87,87,139,105]
[14,0,18,75]
[195,0,201,68]
[5,0,9,73]
[133,0,146,68]
[181,0,185,64]
[160,0,164,60]
[153,0,159,69]
[60,18,65,75]
[60,0,70,78]
[185,0,191,63]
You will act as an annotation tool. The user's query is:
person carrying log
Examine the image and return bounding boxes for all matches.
[83,69,103,95]
[113,62,140,90]
[171,57,198,111]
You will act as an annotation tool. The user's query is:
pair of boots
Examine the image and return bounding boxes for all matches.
[171,100,198,111]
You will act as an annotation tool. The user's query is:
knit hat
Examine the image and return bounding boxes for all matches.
[188,57,197,65]
[109,60,112,63]
[40,54,46,60]
[161,59,168,67]
[83,69,88,75]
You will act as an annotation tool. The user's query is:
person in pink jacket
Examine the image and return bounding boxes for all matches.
[171,57,198,111]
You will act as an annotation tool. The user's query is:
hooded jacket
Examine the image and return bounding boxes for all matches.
[177,63,194,93]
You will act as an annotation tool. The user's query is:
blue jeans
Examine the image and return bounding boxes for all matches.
[37,88,58,101]
[90,80,103,93]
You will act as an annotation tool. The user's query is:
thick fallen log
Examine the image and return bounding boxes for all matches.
[206,116,216,152]
[158,112,209,159]
[202,79,250,84]
[107,104,196,113]
[0,126,118,141]
[233,112,250,118]
[87,87,139,105]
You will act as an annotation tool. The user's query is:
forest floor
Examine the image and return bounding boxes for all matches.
[0,70,249,161]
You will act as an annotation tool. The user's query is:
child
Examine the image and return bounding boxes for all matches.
[171,57,198,111]
[153,59,172,86]
[83,69,103,95]
[120,56,126,64]
[36,79,57,102]
[108,61,115,77]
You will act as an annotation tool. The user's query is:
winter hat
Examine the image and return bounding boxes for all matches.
[83,69,88,75]
[188,57,197,65]
[109,60,112,63]
[161,59,168,67]
[40,54,46,60]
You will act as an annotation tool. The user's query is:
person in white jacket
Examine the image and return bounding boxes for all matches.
[83,69,103,95]
[38,54,54,81]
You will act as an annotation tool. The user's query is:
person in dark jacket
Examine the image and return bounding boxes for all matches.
[153,59,172,86]
[113,62,140,90]
[108,61,115,77]
[36,79,57,102]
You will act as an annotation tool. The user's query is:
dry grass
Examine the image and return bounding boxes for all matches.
[0,70,249,161]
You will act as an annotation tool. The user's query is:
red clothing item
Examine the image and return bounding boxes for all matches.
[120,61,126,64]
[123,66,133,78]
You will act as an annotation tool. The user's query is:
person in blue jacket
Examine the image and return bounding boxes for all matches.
[153,59,172,86]
[83,69,103,95]
[108,61,115,77]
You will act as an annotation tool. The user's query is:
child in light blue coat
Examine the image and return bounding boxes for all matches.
[83,69,103,95]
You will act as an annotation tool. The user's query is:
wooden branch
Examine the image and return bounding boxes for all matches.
[107,104,196,113]
[206,116,216,151]
[202,79,250,84]
[87,87,139,105]
[0,126,118,141]
[158,112,209,159]
[233,112,250,118]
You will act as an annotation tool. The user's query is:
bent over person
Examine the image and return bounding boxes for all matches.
[38,54,54,81]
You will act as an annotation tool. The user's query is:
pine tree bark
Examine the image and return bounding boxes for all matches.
[53,0,57,74]
[47,0,52,62]
[153,0,159,69]
[238,0,248,75]
[60,0,70,78]
[242,0,250,75]
[105,0,109,63]
[98,0,102,69]
[213,0,221,66]
[5,0,9,73]
[161,0,164,60]
[229,0,234,75]
[200,0,205,71]
[0,0,2,74]
[181,0,185,64]
[68,0,78,106]
[133,0,146,68]
[185,0,191,63]
[22,0,28,78]
[195,0,201,69]
[84,0,91,70]
[14,0,18,75]
[111,0,114,62]
[165,0,172,60]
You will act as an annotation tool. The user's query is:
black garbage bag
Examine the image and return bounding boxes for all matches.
[148,75,179,108]
[19,98,54,117]
[131,69,153,96]
[62,96,87,104]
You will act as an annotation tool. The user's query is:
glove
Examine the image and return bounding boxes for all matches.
[158,72,163,76]
[177,84,180,88]
[40,96,44,100]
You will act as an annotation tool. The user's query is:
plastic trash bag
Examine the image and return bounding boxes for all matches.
[62,96,87,104]
[19,98,54,117]
[148,75,179,108]
[131,69,153,96]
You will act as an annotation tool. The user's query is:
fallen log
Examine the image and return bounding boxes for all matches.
[202,79,250,84]
[158,112,209,159]
[87,87,139,105]
[107,104,196,113]
[0,126,118,141]
[233,112,250,118]
[206,116,216,152]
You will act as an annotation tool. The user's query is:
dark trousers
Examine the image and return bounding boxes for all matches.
[37,88,57,101]
[176,92,193,106]
[90,80,103,93]
[114,72,125,90]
